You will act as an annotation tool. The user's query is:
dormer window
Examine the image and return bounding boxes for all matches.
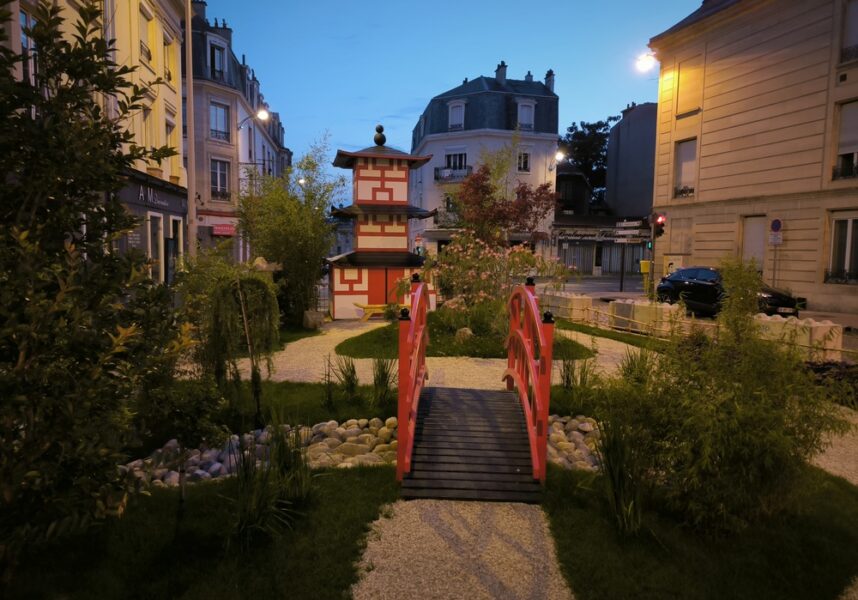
[448,100,465,131]
[210,43,225,81]
[516,100,535,130]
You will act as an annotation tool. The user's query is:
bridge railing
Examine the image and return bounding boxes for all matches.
[502,278,555,483]
[396,274,429,481]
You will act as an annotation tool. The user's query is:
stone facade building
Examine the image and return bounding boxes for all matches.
[184,0,290,262]
[408,62,559,256]
[650,0,858,311]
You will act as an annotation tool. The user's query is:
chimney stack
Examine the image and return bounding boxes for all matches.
[524,70,533,82]
[495,61,507,85]
[544,69,555,92]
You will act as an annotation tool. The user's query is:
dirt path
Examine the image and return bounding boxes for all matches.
[351,500,574,600]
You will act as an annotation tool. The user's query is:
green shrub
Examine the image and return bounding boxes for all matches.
[321,354,336,413]
[618,347,656,386]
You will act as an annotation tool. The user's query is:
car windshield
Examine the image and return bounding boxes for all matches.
[696,269,720,282]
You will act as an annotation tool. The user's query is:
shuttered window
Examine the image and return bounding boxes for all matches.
[676,55,703,116]
[836,101,858,179]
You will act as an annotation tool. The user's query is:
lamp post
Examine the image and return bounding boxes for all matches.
[238,108,269,129]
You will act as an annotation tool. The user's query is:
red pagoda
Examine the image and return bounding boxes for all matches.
[328,125,436,319]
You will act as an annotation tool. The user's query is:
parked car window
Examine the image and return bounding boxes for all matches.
[696,269,719,282]
[668,269,691,281]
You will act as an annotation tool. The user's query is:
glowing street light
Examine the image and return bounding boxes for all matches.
[555,151,566,162]
[636,52,657,73]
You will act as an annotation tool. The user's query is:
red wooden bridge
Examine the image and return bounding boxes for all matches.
[396,275,555,503]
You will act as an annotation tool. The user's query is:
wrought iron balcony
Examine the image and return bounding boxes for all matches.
[448,123,463,131]
[842,44,858,64]
[433,209,461,228]
[674,185,695,198]
[211,189,231,201]
[210,68,224,82]
[434,166,472,182]
[833,163,857,180]
[210,129,229,142]
[140,41,152,63]
[824,270,858,284]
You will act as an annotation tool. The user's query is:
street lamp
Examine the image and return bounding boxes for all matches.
[636,52,657,73]
[239,108,270,129]
[549,150,566,172]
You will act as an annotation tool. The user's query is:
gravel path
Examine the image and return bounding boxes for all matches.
[352,500,574,600]
[242,320,637,389]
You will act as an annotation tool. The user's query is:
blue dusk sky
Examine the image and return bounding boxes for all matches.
[203,0,699,159]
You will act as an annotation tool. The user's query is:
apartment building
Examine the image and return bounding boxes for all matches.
[650,0,858,311]
[184,1,290,262]
[409,62,559,256]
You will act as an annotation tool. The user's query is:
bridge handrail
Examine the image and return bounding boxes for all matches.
[396,275,429,481]
[502,281,554,483]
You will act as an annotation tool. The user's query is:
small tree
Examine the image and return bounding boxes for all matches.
[239,141,344,326]
[0,0,179,577]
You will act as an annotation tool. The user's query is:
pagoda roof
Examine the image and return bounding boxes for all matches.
[333,125,432,170]
[327,251,425,268]
[331,204,436,220]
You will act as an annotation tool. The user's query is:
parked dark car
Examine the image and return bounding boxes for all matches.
[656,266,800,317]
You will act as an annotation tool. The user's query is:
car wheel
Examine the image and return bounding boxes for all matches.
[657,292,673,304]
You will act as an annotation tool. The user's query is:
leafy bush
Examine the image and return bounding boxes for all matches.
[595,259,850,532]
[618,347,656,386]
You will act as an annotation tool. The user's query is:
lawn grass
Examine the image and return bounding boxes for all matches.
[228,381,396,429]
[555,318,669,352]
[336,314,593,360]
[544,465,858,600]
[9,467,399,599]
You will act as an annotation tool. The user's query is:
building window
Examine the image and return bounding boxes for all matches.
[141,107,153,148]
[835,101,858,180]
[20,10,37,85]
[448,102,464,130]
[209,102,230,141]
[165,118,176,175]
[676,55,703,117]
[445,153,467,170]
[827,212,858,283]
[517,151,531,173]
[843,0,858,63]
[517,102,535,130]
[138,6,153,65]
[674,139,697,197]
[211,159,230,197]
[163,39,174,83]
[210,44,225,81]
[148,213,163,283]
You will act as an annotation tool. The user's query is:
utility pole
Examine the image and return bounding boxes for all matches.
[649,215,656,298]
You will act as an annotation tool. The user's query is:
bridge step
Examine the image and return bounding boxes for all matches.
[402,387,540,503]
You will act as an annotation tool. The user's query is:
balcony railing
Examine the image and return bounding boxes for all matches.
[165,67,173,83]
[433,209,461,228]
[211,188,231,201]
[842,44,858,63]
[824,270,858,284]
[833,164,857,180]
[674,185,695,198]
[518,123,534,130]
[140,41,152,63]
[210,129,229,142]
[448,123,463,131]
[434,166,472,182]
[210,68,224,82]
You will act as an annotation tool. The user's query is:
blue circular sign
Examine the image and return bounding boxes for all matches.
[771,219,782,232]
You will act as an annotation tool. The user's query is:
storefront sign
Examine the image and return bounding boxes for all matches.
[212,223,236,236]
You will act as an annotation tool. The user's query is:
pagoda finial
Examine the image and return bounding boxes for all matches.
[374,124,386,146]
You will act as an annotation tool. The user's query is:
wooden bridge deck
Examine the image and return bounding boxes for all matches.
[400,387,541,503]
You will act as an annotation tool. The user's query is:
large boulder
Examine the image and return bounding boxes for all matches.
[454,327,474,344]
[338,442,370,457]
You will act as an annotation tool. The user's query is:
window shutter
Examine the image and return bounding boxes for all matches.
[675,139,697,188]
[677,55,703,115]
[845,0,858,49]
[839,101,858,155]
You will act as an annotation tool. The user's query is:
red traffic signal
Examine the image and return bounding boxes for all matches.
[654,213,666,238]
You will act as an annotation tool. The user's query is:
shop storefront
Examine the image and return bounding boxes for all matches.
[116,169,188,284]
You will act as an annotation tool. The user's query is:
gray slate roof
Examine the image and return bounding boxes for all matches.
[435,76,557,100]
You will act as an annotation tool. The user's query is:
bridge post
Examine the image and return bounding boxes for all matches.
[396,307,411,482]
[538,310,555,483]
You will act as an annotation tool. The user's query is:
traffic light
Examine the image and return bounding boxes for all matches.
[654,214,666,238]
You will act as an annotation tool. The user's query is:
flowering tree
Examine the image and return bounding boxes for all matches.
[421,231,566,334]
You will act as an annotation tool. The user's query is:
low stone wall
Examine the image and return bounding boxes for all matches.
[127,414,601,488]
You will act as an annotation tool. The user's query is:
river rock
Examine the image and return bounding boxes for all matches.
[369,417,384,429]
[324,438,342,450]
[389,440,398,451]
[373,443,391,454]
[385,417,398,429]
[578,421,595,433]
[377,426,392,443]
[549,432,567,446]
[338,442,369,457]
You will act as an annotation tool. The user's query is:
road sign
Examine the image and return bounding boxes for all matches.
[769,231,783,245]
[770,218,782,232]
[616,220,643,228]
[614,238,647,244]
[615,229,649,236]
